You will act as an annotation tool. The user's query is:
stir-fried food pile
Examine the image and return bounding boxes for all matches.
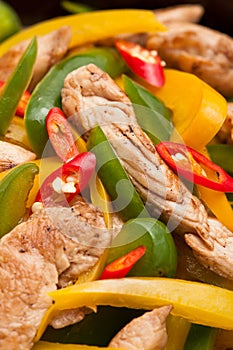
[1,4,233,350]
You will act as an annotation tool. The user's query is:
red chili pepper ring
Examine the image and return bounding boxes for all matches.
[156,141,233,192]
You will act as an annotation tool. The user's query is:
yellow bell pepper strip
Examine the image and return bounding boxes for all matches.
[87,125,150,221]
[89,175,113,229]
[33,342,125,350]
[184,324,217,350]
[165,315,191,350]
[0,36,37,136]
[25,47,127,157]
[137,69,227,150]
[36,277,233,340]
[123,74,173,145]
[0,162,39,237]
[0,0,21,42]
[0,9,166,56]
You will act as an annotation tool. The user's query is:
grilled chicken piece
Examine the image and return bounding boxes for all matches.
[108,305,172,350]
[217,102,233,144]
[154,4,204,24]
[185,217,233,280]
[0,198,112,350]
[0,26,71,91]
[147,22,233,97]
[61,63,211,247]
[0,140,36,172]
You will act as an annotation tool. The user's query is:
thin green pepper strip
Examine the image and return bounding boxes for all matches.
[0,36,37,136]
[25,47,127,156]
[0,162,39,237]
[123,75,173,145]
[86,125,149,221]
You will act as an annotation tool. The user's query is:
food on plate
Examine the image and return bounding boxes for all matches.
[0,4,233,350]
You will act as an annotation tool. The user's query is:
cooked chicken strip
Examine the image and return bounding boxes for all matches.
[108,305,172,350]
[0,198,113,350]
[61,63,211,247]
[154,4,204,24]
[0,140,36,172]
[0,26,71,91]
[147,22,233,97]
[185,217,233,280]
[217,102,233,144]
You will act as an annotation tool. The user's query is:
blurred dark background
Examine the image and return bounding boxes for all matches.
[5,0,233,36]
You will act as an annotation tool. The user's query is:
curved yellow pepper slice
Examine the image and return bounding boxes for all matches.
[36,277,233,339]
[140,69,227,150]
[0,9,166,57]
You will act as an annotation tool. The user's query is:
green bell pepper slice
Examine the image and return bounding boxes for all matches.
[0,36,37,136]
[123,75,173,145]
[25,47,127,157]
[106,218,177,278]
[0,162,39,237]
[184,324,218,350]
[0,0,21,42]
[86,125,149,221]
